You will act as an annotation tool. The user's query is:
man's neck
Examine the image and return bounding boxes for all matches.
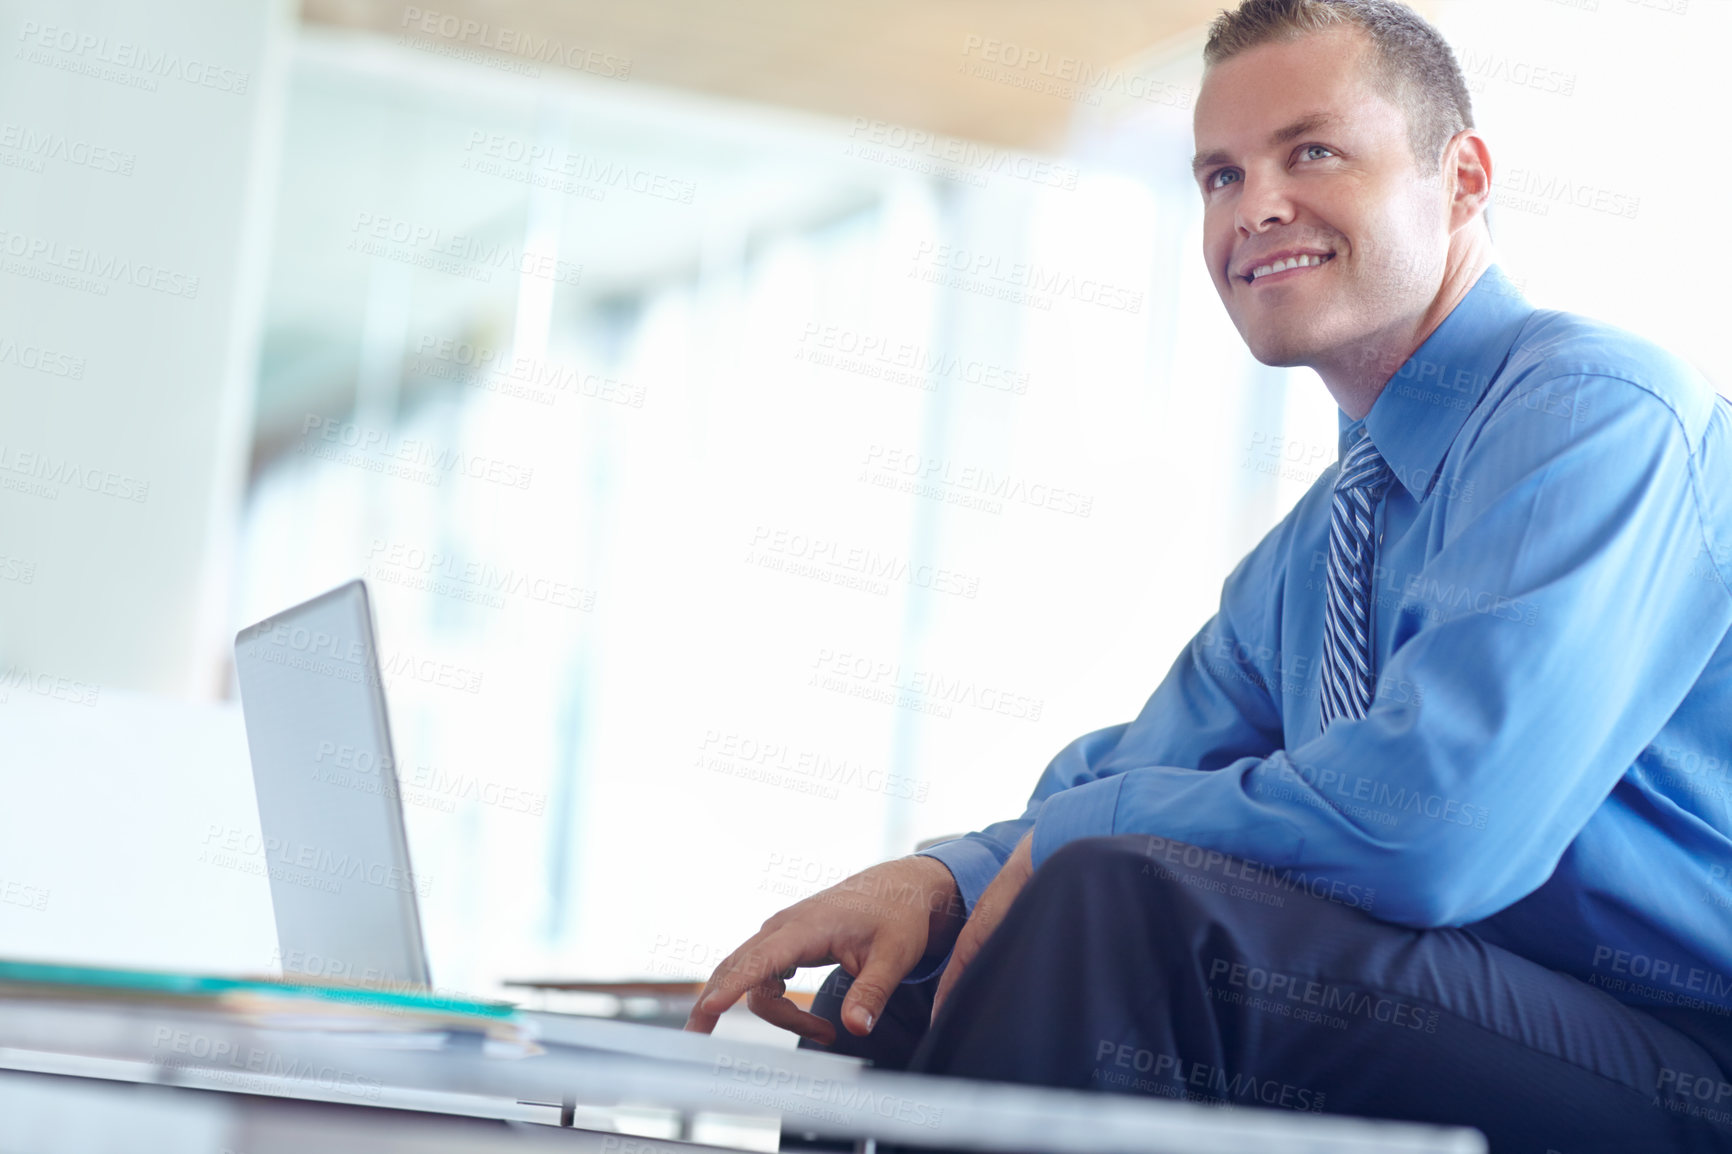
[1315,240,1494,421]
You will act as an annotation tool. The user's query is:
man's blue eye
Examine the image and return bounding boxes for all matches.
[1303,144,1334,160]
[1210,169,1240,190]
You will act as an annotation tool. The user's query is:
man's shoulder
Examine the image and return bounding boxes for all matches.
[1474,306,1732,588]
[1499,307,1722,448]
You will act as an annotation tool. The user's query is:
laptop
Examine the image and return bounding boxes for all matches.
[233,579,431,990]
[232,580,870,1095]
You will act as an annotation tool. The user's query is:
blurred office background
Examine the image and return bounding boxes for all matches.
[0,0,1723,1001]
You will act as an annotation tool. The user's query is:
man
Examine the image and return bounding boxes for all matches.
[686,1,1732,1148]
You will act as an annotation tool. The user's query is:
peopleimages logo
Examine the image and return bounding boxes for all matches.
[0,875,50,912]
[367,538,594,612]
[299,414,534,490]
[1589,946,1732,1007]
[1093,1042,1325,1112]
[411,335,645,408]
[697,730,929,803]
[199,824,432,899]
[710,1056,943,1129]
[1208,958,1441,1033]
[0,226,200,299]
[0,121,135,176]
[14,21,251,93]
[0,443,148,503]
[909,241,1143,315]
[0,334,85,378]
[0,665,100,707]
[796,322,1031,396]
[152,1026,382,1101]
[1131,834,1376,912]
[462,132,694,204]
[859,444,1092,518]
[844,118,1080,191]
[746,524,980,600]
[958,35,1194,109]
[397,7,631,79]
[347,212,583,287]
[1271,764,1491,830]
[807,647,1044,723]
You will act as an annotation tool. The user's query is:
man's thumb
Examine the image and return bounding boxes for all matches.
[838,946,916,1036]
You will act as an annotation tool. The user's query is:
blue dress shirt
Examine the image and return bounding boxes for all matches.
[919,265,1732,1015]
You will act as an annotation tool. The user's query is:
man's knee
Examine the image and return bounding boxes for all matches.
[1036,833,1381,943]
[1040,832,1243,886]
[1033,834,1237,922]
[1039,834,1164,881]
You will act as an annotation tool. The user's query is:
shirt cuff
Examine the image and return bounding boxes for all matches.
[1030,774,1125,870]
[915,837,1006,915]
[897,839,1001,985]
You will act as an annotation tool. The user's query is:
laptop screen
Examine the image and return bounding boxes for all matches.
[234,580,431,989]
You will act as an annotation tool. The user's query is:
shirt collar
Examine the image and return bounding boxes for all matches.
[1337,264,1534,501]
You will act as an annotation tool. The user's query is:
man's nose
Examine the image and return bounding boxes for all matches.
[1235,172,1297,235]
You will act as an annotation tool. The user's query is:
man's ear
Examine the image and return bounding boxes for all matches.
[1445,129,1493,234]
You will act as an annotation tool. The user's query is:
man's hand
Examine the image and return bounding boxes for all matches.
[684,854,966,1043]
[930,832,1034,1022]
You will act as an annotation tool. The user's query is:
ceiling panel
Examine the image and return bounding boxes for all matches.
[301,0,1231,151]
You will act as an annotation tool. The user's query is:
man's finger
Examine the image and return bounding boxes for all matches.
[930,916,983,1022]
[838,937,922,1036]
[930,837,1032,1023]
[686,934,835,1033]
[684,936,790,1033]
[932,878,1009,1021]
[746,979,837,1045]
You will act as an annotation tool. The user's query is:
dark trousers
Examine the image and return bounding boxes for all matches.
[793,835,1732,1153]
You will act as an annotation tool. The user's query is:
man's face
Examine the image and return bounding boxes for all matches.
[1192,27,1451,369]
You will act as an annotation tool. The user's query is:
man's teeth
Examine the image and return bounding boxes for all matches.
[1250,254,1330,280]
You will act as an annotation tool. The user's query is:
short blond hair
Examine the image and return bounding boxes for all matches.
[1203,0,1474,172]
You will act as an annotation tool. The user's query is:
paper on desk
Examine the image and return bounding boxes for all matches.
[233,1018,542,1059]
[0,958,537,1052]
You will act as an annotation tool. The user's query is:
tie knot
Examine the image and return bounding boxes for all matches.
[1337,431,1392,495]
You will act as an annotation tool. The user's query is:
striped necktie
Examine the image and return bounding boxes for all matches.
[1320,427,1394,733]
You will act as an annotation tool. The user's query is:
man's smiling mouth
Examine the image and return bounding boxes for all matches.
[1240,252,1335,285]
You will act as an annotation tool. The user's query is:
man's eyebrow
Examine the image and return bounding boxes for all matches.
[1191,112,1342,177]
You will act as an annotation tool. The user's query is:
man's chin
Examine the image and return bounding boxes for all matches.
[1243,332,1317,368]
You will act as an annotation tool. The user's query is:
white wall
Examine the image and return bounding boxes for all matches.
[0,692,277,973]
[1434,0,1728,396]
[0,0,290,969]
[0,0,290,699]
